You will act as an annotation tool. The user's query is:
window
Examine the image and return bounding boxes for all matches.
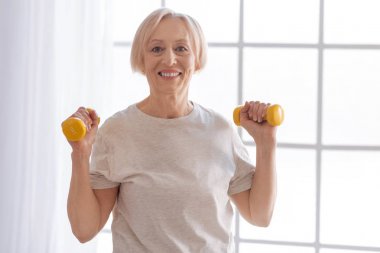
[97,0,380,252]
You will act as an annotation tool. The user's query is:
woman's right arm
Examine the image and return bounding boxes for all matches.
[65,108,118,243]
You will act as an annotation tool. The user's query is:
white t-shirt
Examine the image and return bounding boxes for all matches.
[90,103,255,253]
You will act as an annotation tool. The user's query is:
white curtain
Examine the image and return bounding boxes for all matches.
[0,0,112,252]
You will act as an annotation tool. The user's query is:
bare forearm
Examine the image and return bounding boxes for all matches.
[250,141,277,226]
[67,152,101,242]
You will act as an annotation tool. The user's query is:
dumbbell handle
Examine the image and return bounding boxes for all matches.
[61,108,100,142]
[233,104,284,126]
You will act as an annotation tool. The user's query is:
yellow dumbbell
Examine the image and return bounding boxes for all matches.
[233,104,284,126]
[61,108,100,142]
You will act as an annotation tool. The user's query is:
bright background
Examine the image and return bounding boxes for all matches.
[1,0,379,253]
[98,0,380,252]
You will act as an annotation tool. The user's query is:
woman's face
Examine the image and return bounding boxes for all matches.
[143,17,196,96]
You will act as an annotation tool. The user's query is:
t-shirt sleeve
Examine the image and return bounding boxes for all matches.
[228,127,255,196]
[89,129,120,189]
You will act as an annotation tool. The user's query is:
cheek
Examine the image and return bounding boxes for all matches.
[182,58,196,81]
[144,57,159,74]
[183,54,196,72]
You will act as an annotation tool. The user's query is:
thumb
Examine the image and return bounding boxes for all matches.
[88,109,100,128]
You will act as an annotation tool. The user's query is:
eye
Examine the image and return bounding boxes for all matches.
[151,47,163,53]
[176,46,188,52]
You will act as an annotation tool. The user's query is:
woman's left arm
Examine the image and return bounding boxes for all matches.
[230,101,277,227]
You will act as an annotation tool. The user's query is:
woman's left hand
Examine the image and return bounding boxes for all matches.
[239,101,277,147]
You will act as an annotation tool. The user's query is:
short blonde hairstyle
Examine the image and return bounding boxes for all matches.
[130,8,207,74]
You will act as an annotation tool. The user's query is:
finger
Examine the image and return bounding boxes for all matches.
[257,102,267,123]
[262,103,271,120]
[252,101,260,122]
[248,101,254,120]
[240,101,250,113]
[81,108,93,126]
[76,107,93,131]
[69,107,84,119]
[88,109,99,127]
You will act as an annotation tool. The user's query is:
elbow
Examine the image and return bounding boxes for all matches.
[253,217,272,227]
[68,215,100,243]
[249,210,274,227]
[67,205,101,243]
[77,236,90,244]
[78,237,92,244]
[248,216,271,227]
[73,230,96,244]
[70,224,98,243]
[77,234,92,244]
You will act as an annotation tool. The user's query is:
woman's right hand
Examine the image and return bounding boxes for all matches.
[64,107,100,157]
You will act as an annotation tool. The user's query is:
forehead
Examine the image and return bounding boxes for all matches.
[149,17,192,42]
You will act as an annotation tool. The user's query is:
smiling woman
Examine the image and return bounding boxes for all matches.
[102,1,380,253]
[64,7,278,253]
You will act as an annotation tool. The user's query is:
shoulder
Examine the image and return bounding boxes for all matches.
[196,103,233,130]
[97,105,136,140]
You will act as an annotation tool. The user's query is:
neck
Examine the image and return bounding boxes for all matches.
[137,94,193,119]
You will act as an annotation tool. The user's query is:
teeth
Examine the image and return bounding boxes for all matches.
[159,72,180,77]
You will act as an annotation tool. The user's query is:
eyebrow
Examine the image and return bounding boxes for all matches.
[149,39,190,44]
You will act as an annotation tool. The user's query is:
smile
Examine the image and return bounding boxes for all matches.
[158,71,182,77]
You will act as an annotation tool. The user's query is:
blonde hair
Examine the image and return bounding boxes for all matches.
[130,8,207,74]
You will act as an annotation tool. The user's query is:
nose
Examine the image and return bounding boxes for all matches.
[162,49,177,66]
